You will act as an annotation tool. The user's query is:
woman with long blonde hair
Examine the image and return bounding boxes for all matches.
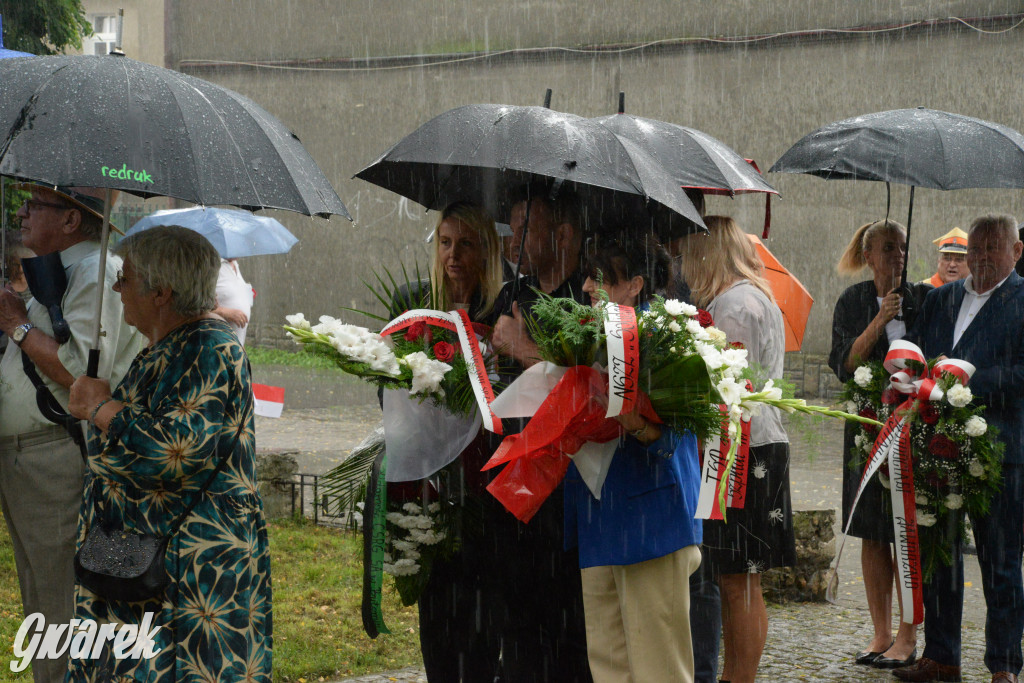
[828,219,927,670]
[678,215,794,683]
[429,201,503,317]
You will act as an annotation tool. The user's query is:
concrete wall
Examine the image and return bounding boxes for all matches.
[176,21,1024,358]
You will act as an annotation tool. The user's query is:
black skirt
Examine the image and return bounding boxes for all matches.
[841,421,894,542]
[702,442,797,576]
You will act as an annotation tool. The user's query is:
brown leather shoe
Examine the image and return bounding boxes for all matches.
[991,673,1019,683]
[891,657,962,682]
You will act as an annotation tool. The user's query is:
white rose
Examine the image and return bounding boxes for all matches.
[969,459,985,478]
[285,312,312,331]
[853,366,873,388]
[854,433,867,449]
[945,493,964,510]
[706,327,727,344]
[916,510,937,527]
[915,493,929,506]
[668,321,682,333]
[402,502,422,514]
[946,384,973,408]
[965,416,987,437]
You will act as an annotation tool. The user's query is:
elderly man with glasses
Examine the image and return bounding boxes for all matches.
[0,184,142,683]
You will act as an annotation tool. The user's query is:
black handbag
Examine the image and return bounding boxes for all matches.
[74,390,251,602]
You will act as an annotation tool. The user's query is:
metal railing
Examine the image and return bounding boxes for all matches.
[265,473,361,531]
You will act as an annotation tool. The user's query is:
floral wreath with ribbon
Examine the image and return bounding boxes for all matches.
[837,340,1003,624]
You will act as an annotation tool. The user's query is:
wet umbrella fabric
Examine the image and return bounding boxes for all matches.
[0,54,350,218]
[593,114,779,196]
[126,207,299,259]
[769,108,1024,191]
[355,104,705,234]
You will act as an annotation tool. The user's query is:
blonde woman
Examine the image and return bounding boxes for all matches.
[828,220,927,669]
[427,201,504,318]
[678,216,794,683]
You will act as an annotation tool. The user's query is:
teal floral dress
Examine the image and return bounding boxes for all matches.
[68,319,272,683]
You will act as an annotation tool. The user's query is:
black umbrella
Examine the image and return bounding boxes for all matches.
[0,54,351,373]
[354,103,706,235]
[0,55,350,218]
[592,102,778,237]
[769,107,1024,287]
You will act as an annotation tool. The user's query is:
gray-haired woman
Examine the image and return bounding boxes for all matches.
[68,225,272,682]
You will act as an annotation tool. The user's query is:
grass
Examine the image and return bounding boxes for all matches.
[0,514,422,682]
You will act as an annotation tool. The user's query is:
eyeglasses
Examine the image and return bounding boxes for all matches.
[24,198,72,213]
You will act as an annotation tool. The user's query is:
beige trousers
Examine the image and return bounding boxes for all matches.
[0,437,84,683]
[581,545,702,683]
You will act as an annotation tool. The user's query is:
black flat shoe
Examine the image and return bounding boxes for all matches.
[855,649,886,665]
[872,648,917,669]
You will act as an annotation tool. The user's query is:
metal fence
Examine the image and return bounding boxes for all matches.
[265,472,361,531]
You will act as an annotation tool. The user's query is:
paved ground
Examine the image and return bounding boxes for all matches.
[253,364,993,683]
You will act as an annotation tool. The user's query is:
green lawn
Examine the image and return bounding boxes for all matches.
[0,515,421,682]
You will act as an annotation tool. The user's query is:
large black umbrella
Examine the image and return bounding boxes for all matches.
[0,54,350,218]
[769,107,1024,286]
[355,103,706,235]
[0,54,351,372]
[592,108,778,237]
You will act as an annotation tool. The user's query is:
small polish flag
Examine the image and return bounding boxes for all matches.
[253,383,285,418]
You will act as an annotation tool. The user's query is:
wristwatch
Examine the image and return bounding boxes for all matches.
[10,323,34,346]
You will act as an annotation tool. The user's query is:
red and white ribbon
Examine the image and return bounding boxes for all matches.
[695,409,752,520]
[380,308,502,434]
[603,303,640,418]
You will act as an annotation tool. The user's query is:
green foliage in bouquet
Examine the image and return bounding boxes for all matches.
[524,290,606,367]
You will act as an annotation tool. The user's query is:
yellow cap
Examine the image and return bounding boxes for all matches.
[933,227,968,253]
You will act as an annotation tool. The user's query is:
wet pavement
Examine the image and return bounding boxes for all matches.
[253,364,994,683]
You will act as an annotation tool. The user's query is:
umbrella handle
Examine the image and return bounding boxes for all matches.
[88,189,113,378]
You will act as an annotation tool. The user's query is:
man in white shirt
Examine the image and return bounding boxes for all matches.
[0,184,142,683]
[897,214,1024,683]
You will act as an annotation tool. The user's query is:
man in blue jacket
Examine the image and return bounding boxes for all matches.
[896,214,1024,683]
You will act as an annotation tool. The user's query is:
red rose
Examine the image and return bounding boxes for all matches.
[696,309,714,328]
[404,321,427,342]
[918,402,940,425]
[880,387,901,405]
[433,341,456,362]
[729,341,746,350]
[859,408,879,435]
[925,471,949,489]
[929,434,959,460]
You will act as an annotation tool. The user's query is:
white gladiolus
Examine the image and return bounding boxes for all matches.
[853,366,873,388]
[965,416,987,437]
[916,510,937,527]
[697,343,725,371]
[285,312,312,331]
[402,352,452,395]
[721,348,749,379]
[946,384,973,408]
[314,317,401,375]
[945,493,964,510]
[760,379,784,402]
[716,377,746,407]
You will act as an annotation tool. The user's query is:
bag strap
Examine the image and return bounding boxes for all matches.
[20,351,88,461]
[166,373,254,537]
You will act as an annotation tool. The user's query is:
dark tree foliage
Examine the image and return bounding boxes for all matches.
[0,0,90,55]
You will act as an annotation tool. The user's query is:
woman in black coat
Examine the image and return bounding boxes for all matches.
[829,219,930,670]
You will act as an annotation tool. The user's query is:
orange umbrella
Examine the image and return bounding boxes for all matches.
[746,234,813,352]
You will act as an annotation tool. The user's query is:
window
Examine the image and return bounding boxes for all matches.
[84,14,117,56]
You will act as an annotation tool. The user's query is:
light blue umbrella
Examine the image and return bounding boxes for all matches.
[125,207,298,259]
[0,16,33,59]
